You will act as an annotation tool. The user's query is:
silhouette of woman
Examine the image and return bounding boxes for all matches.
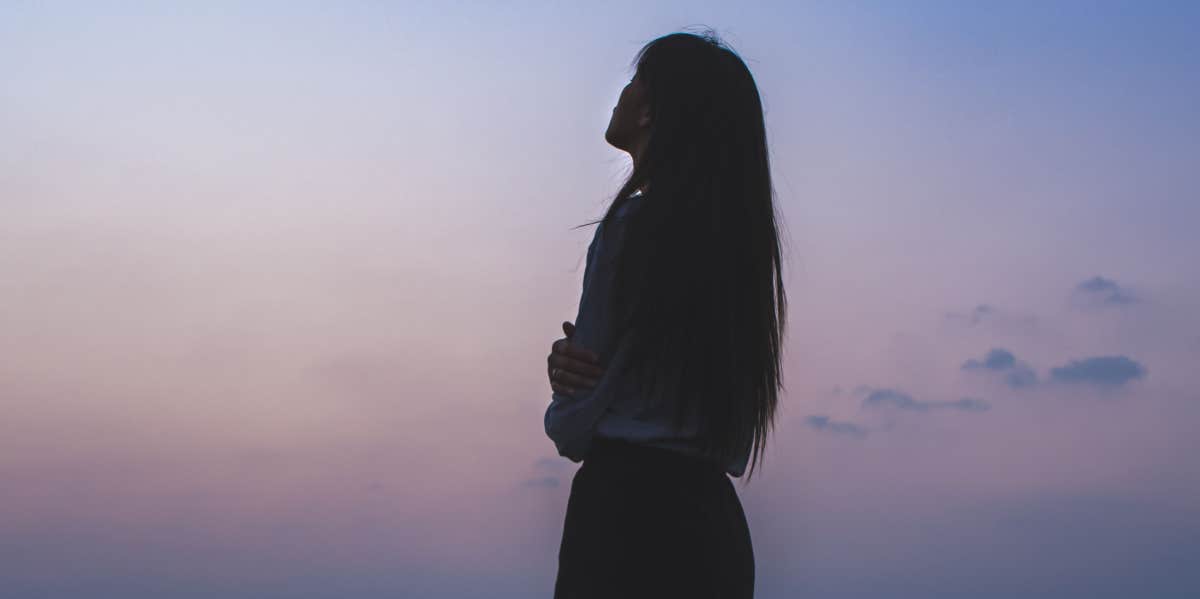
[544,29,786,599]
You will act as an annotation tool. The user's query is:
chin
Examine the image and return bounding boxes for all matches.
[604,131,626,152]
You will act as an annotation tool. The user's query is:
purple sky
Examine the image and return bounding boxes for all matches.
[2,2,1198,597]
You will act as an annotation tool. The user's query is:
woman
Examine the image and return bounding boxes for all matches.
[544,29,786,599]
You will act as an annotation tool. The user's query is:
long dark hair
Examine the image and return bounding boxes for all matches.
[583,29,787,482]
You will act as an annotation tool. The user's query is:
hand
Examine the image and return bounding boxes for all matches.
[547,321,605,397]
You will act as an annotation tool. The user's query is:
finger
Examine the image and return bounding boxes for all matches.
[563,321,575,337]
[551,381,577,397]
[551,336,598,364]
[553,340,601,364]
[548,355,604,378]
[548,354,606,378]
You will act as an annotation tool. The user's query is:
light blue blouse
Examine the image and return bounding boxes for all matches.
[543,193,750,478]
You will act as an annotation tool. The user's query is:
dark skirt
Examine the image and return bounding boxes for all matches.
[553,436,755,599]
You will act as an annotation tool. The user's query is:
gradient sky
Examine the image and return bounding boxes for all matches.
[2,2,1199,598]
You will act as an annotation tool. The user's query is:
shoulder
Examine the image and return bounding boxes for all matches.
[588,193,645,263]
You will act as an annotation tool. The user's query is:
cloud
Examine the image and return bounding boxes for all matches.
[943,303,1038,330]
[943,303,996,326]
[533,457,564,470]
[964,347,1016,369]
[862,388,991,413]
[805,415,868,438]
[519,456,572,489]
[1048,355,1147,386]
[1071,275,1138,307]
[520,476,560,488]
[961,348,1040,388]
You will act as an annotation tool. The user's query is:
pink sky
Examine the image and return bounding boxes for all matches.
[2,3,1198,597]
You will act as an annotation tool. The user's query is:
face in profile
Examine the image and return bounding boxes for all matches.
[604,71,651,156]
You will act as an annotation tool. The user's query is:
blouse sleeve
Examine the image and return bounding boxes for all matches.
[543,328,634,462]
[543,209,637,462]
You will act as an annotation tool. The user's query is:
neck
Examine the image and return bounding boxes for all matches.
[629,136,649,170]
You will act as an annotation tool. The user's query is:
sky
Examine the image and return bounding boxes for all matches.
[1,1,1198,597]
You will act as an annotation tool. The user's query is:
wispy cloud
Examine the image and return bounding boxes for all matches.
[1071,275,1138,307]
[519,456,571,489]
[961,348,1039,388]
[944,303,996,326]
[943,303,1038,330]
[533,457,563,470]
[520,476,560,488]
[860,388,991,413]
[1048,355,1147,386]
[805,415,868,438]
